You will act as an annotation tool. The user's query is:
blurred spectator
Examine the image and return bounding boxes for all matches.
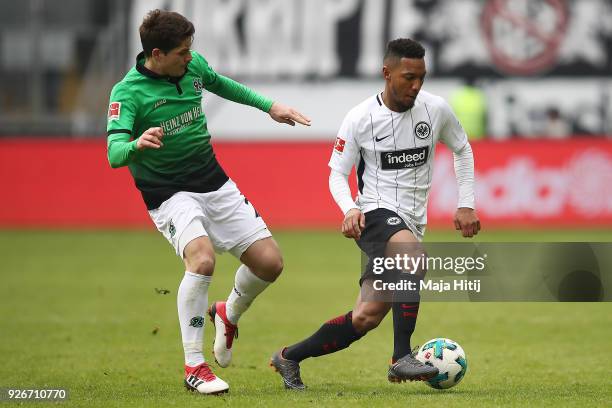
[450,76,487,140]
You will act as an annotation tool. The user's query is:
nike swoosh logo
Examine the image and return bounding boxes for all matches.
[375,135,391,142]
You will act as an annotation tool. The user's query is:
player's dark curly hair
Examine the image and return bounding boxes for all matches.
[384,38,426,61]
[139,9,195,57]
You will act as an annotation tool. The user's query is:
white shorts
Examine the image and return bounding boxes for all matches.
[148,179,272,259]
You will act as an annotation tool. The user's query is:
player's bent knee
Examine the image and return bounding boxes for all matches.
[351,310,383,333]
[271,255,284,276]
[242,239,284,281]
[260,254,283,282]
[185,254,215,276]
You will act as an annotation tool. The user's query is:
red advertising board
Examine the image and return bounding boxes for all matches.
[429,139,612,228]
[0,138,611,229]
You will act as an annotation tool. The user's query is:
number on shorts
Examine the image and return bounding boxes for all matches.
[244,197,261,218]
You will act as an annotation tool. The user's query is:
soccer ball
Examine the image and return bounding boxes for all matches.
[415,338,467,389]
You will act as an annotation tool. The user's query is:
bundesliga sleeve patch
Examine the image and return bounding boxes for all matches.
[108,102,121,120]
[334,137,346,153]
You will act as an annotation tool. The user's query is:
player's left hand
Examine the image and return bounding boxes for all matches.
[454,207,481,238]
[342,208,365,239]
[268,102,311,126]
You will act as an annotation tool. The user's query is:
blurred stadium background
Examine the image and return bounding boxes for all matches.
[0,0,611,230]
[1,1,611,406]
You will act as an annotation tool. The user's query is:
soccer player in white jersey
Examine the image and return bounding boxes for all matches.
[270,38,480,389]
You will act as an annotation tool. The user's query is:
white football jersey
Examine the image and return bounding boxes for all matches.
[328,90,468,227]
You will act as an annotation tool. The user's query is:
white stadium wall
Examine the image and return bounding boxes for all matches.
[129,0,612,139]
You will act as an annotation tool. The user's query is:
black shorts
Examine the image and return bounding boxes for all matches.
[357,208,411,286]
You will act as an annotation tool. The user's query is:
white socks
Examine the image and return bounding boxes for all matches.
[177,271,211,367]
[225,265,271,325]
[177,266,270,365]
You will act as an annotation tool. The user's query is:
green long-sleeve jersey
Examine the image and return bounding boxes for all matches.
[106,51,273,210]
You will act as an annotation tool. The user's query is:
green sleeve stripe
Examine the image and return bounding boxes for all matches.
[107,129,132,136]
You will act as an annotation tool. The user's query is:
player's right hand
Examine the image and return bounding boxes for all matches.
[136,127,164,150]
[342,208,365,239]
[268,102,311,127]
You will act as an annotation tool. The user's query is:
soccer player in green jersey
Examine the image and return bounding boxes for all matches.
[106,10,310,395]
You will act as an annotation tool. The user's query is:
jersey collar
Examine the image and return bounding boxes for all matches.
[135,52,188,82]
[378,92,401,115]
[378,91,417,114]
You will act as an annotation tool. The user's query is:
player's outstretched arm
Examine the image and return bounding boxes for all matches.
[454,208,481,238]
[202,73,310,126]
[268,102,311,127]
[136,127,165,150]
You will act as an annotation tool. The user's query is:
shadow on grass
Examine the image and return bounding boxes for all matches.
[244,381,484,399]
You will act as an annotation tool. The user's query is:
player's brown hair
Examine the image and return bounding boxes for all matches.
[139,10,195,57]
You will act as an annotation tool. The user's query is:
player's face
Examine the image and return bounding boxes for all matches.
[384,57,426,111]
[159,37,193,77]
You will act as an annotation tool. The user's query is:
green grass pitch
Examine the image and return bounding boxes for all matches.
[1,229,611,407]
